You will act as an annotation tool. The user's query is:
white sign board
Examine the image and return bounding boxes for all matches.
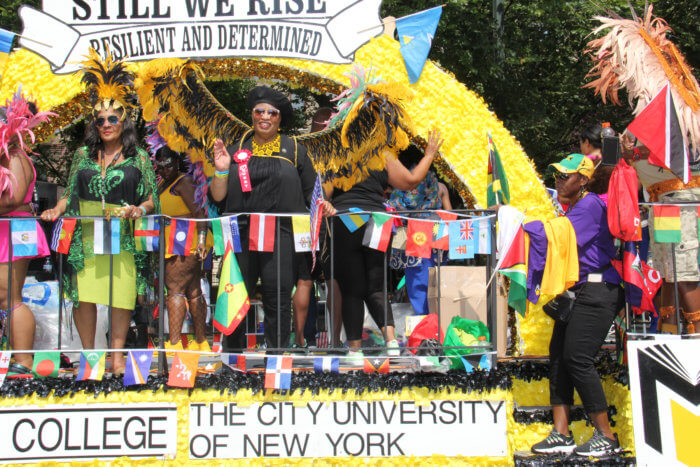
[627,339,700,466]
[189,399,507,458]
[0,403,178,463]
[19,0,385,74]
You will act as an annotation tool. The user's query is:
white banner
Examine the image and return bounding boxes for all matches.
[189,399,507,458]
[0,403,178,463]
[627,339,700,467]
[19,0,384,74]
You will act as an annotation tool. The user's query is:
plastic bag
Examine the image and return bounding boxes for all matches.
[442,316,490,369]
[407,313,443,354]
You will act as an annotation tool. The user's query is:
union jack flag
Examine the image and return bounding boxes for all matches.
[460,220,474,241]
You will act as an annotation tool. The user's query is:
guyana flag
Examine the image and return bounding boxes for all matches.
[214,249,250,335]
[486,133,510,207]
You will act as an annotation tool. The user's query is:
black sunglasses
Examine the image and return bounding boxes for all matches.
[554,171,572,181]
[96,115,120,127]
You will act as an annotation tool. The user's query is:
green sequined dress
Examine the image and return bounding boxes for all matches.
[62,146,160,309]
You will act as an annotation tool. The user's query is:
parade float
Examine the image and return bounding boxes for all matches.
[0,1,695,465]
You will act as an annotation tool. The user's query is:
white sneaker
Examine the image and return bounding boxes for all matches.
[347,350,364,365]
[386,339,400,357]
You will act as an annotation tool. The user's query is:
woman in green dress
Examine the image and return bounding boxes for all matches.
[42,50,160,374]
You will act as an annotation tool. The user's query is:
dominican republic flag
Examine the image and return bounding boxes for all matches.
[0,352,11,387]
[362,212,393,252]
[76,351,106,381]
[212,216,242,255]
[50,218,77,254]
[93,218,120,255]
[309,175,324,270]
[264,356,292,390]
[314,357,339,374]
[611,241,662,315]
[134,217,160,252]
[627,83,690,183]
[123,350,153,386]
[249,214,275,252]
[168,219,195,256]
[10,219,38,257]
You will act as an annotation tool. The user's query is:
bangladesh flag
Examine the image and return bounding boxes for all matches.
[214,249,251,335]
[32,351,60,378]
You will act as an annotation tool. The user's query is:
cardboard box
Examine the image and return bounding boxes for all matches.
[428,266,508,357]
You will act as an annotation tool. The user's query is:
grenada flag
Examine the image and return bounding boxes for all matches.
[214,248,250,335]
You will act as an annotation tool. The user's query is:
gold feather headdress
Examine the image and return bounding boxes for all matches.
[584,5,700,155]
[81,48,138,120]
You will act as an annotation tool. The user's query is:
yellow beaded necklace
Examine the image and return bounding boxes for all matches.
[251,135,281,156]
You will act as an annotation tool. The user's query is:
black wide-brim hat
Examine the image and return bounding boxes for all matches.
[247,86,294,127]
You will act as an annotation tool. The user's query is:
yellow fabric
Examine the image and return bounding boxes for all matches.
[160,175,190,217]
[77,199,136,309]
[540,217,579,296]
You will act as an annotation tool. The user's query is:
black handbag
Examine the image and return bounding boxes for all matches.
[542,289,577,323]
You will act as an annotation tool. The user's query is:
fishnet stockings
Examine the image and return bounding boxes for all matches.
[165,255,207,345]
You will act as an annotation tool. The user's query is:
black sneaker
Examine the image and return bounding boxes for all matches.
[531,429,576,454]
[574,429,621,457]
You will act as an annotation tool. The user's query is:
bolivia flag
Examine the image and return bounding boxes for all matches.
[134,217,160,252]
[214,249,251,335]
[32,351,59,378]
[652,205,681,243]
[362,212,392,252]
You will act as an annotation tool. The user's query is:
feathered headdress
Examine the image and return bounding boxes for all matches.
[81,48,138,119]
[0,88,55,197]
[584,5,700,156]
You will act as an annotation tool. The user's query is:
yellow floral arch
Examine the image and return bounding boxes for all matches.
[0,34,555,355]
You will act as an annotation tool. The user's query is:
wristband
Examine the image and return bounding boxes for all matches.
[632,147,642,161]
[139,205,147,215]
[215,170,229,178]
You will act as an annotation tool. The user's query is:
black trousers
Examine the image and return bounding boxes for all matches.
[333,218,393,342]
[549,281,623,413]
[223,222,294,350]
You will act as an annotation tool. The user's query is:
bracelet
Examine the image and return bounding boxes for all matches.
[139,205,147,215]
[632,147,642,161]
[197,232,207,242]
[214,170,229,178]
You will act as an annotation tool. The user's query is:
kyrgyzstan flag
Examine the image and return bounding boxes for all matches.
[249,214,275,252]
[627,83,690,183]
[406,219,434,258]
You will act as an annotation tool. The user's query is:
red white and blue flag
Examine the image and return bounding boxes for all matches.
[611,241,662,315]
[264,356,292,390]
[168,219,195,256]
[309,175,324,270]
[449,219,473,259]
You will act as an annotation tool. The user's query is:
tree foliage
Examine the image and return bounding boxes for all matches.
[0,1,697,183]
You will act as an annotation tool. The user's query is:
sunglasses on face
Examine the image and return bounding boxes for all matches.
[155,158,175,168]
[253,108,280,118]
[96,115,121,127]
[554,171,572,181]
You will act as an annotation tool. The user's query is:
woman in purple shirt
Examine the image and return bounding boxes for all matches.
[531,154,624,458]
